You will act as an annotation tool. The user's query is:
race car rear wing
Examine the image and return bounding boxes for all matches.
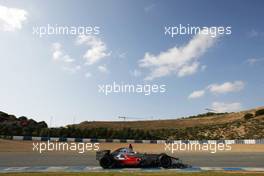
[96,150,110,160]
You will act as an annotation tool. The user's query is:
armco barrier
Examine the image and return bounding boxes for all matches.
[1,136,263,144]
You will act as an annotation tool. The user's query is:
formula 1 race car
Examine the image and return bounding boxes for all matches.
[96,144,189,169]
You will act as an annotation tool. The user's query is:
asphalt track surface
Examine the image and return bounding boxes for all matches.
[1,166,264,173]
[1,152,264,168]
[1,139,264,168]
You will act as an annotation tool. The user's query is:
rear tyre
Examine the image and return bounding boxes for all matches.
[159,154,172,168]
[99,156,114,169]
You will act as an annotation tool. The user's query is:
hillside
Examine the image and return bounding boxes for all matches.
[1,107,264,140]
[72,107,264,130]
[69,106,264,139]
[0,111,47,136]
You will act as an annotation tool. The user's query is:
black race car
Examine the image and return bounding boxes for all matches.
[96,144,190,169]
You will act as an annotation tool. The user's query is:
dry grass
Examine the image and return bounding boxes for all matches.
[74,106,264,130]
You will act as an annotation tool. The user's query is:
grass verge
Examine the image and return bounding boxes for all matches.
[0,172,264,176]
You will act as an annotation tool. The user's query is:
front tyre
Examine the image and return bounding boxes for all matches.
[159,154,172,168]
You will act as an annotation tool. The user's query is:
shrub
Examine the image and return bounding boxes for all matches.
[255,109,264,117]
[244,113,254,120]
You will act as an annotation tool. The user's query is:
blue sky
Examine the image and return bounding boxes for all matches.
[0,0,263,126]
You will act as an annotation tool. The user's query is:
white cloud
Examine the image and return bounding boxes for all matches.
[188,90,205,99]
[208,81,245,94]
[201,65,207,71]
[178,62,199,77]
[76,35,111,65]
[62,55,75,63]
[62,65,81,74]
[211,102,242,112]
[98,65,108,73]
[84,72,92,78]
[51,42,75,63]
[130,69,142,77]
[248,29,264,38]
[139,28,219,80]
[188,80,245,99]
[0,5,28,31]
[51,43,63,60]
[52,37,111,76]
[117,51,126,59]
[246,58,264,66]
[51,42,81,74]
[144,4,155,12]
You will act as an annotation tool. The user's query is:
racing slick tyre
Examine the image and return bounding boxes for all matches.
[99,155,114,169]
[159,154,172,168]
